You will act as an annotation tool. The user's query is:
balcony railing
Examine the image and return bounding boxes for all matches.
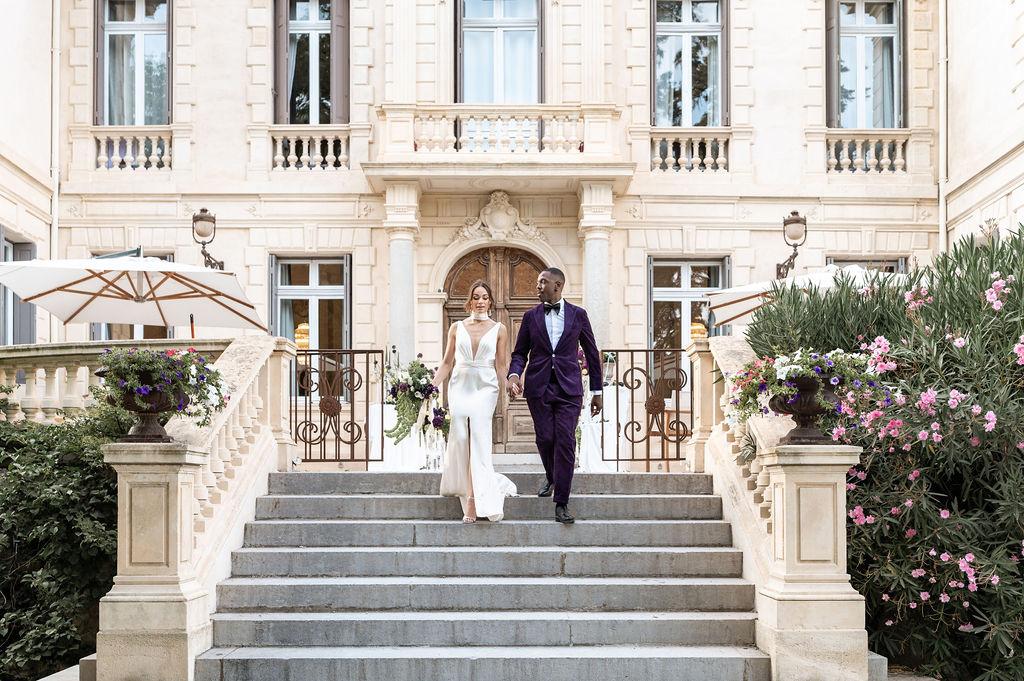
[270,124,351,170]
[650,127,731,173]
[413,106,585,154]
[94,126,173,171]
[826,129,909,174]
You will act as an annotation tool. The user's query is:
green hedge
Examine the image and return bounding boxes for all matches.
[0,399,131,681]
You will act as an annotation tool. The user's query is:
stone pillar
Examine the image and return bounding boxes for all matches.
[580,0,606,103]
[391,0,416,103]
[384,182,421,365]
[578,182,614,348]
[96,443,209,681]
[685,339,713,473]
[756,444,869,681]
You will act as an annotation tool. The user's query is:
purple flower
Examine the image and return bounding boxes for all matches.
[135,385,151,396]
[830,376,840,385]
[118,379,128,388]
[813,366,822,373]
[757,382,767,393]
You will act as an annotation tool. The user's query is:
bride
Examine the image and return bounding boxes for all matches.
[432,280,517,522]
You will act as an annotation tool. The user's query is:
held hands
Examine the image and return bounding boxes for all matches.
[507,375,523,400]
[590,394,603,417]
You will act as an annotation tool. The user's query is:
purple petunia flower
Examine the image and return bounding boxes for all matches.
[830,376,840,385]
[135,385,151,396]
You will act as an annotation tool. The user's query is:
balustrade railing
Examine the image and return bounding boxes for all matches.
[650,127,730,172]
[0,339,229,424]
[826,130,909,174]
[413,105,584,154]
[270,125,351,170]
[94,126,173,170]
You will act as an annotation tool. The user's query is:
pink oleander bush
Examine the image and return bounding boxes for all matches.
[746,231,1024,681]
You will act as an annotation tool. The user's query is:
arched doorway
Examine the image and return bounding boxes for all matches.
[444,246,546,453]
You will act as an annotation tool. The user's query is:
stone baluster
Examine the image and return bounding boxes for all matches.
[894,140,906,172]
[838,140,851,172]
[273,135,285,169]
[311,136,324,169]
[299,137,312,169]
[97,137,110,169]
[442,116,457,151]
[431,115,445,151]
[851,139,865,172]
[865,139,877,172]
[109,137,123,170]
[337,136,349,168]
[540,117,553,153]
[878,140,892,172]
[651,137,663,171]
[715,137,727,171]
[485,115,497,153]
[826,140,838,172]
[526,117,539,153]
[287,136,299,169]
[61,364,85,417]
[553,116,566,153]
[325,136,337,168]
[567,117,581,153]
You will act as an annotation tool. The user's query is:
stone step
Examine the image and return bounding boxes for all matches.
[269,471,714,496]
[216,576,755,612]
[230,545,744,578]
[255,494,722,520]
[210,610,758,647]
[243,519,734,547]
[193,645,771,681]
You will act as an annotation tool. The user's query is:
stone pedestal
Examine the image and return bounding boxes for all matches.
[755,444,869,681]
[385,182,421,364]
[96,443,210,681]
[685,339,713,472]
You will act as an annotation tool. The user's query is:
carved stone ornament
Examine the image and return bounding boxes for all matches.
[454,191,548,243]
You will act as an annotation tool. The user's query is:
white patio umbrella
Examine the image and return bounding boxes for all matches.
[0,256,266,332]
[707,264,904,327]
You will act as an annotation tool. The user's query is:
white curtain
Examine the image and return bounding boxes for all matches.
[288,33,300,120]
[502,29,537,103]
[869,36,895,128]
[107,34,135,125]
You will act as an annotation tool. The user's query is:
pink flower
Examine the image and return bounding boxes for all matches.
[930,422,940,431]
[831,426,847,441]
[984,411,997,432]
[940,552,951,561]
[882,593,890,601]
[885,619,894,626]
[939,593,950,603]
[953,337,967,348]
[856,470,867,480]
[932,433,943,443]
[909,602,917,609]
[846,483,858,491]
[890,507,902,516]
[908,470,920,481]
[963,602,970,608]
[968,582,978,592]
[929,549,937,556]
[959,623,974,632]
[918,430,929,441]
[991,575,1000,585]
[905,498,915,507]
[970,436,981,447]
[971,404,983,416]
[865,515,875,524]
[940,509,950,519]
[964,553,974,562]
[993,299,1004,311]
[920,592,931,601]
[1018,442,1024,451]
[905,528,918,538]
[911,568,926,578]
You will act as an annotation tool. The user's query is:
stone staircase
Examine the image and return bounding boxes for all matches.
[194,471,770,681]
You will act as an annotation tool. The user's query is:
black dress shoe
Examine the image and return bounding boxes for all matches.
[538,481,553,497]
[555,504,575,524]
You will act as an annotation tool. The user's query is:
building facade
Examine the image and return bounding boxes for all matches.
[2,0,1022,454]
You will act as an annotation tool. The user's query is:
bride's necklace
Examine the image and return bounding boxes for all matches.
[469,312,490,321]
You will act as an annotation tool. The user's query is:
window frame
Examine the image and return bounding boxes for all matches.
[826,0,904,129]
[272,256,352,351]
[95,0,172,126]
[650,0,730,127]
[1,239,13,346]
[455,0,543,104]
[274,0,350,125]
[826,255,907,274]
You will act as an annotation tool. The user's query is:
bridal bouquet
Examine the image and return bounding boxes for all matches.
[384,357,449,444]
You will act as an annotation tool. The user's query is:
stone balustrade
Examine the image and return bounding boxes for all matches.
[92,126,174,171]
[270,125,351,170]
[0,339,229,425]
[826,130,910,174]
[650,127,731,173]
[95,335,295,681]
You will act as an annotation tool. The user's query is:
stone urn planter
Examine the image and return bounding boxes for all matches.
[95,369,189,443]
[768,374,839,445]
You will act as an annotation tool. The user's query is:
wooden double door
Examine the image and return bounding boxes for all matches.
[443,246,544,453]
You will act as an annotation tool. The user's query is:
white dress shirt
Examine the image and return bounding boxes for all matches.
[545,299,565,348]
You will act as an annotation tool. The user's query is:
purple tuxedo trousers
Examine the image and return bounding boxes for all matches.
[527,374,582,505]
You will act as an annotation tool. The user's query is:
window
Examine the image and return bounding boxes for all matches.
[275,0,349,124]
[271,257,351,350]
[96,0,170,125]
[827,0,903,128]
[827,256,907,273]
[0,229,37,346]
[653,0,727,127]
[457,0,540,104]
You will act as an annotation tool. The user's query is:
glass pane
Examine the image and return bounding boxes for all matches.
[319,32,331,124]
[465,0,495,18]
[279,299,310,348]
[108,0,135,22]
[142,325,168,339]
[289,33,311,124]
[652,265,682,288]
[145,0,167,21]
[652,301,682,349]
[653,34,684,126]
[864,2,894,25]
[689,301,710,340]
[511,258,542,297]
[319,263,344,285]
[692,1,719,23]
[108,323,133,340]
[143,33,168,125]
[689,265,721,288]
[107,34,136,126]
[290,0,313,21]
[839,35,857,128]
[281,263,310,286]
[691,35,720,126]
[503,0,537,18]
[319,299,344,350]
[839,2,856,26]
[656,0,683,23]
[319,0,331,20]
[503,30,538,103]
[867,36,895,128]
[462,31,494,103]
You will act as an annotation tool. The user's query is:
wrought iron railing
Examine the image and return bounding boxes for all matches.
[598,348,692,471]
[290,349,385,463]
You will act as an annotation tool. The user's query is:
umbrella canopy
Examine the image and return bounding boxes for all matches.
[0,256,266,331]
[707,264,903,327]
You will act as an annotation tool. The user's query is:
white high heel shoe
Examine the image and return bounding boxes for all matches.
[463,496,477,524]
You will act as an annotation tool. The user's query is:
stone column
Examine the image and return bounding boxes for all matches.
[96,443,209,681]
[578,182,614,349]
[384,182,421,365]
[685,339,713,473]
[580,0,606,103]
[756,444,869,681]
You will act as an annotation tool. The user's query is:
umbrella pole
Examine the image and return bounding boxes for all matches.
[190,314,195,339]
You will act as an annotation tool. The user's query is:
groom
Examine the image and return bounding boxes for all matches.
[508,268,603,524]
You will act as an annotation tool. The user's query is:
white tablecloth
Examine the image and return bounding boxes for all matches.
[367,403,446,472]
[578,386,630,472]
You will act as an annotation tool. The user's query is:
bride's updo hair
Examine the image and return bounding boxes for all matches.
[463,279,495,312]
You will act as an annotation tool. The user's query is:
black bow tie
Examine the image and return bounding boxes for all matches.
[544,302,561,315]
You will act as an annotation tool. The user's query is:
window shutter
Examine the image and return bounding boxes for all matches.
[722,0,730,126]
[94,0,106,125]
[274,0,289,123]
[166,0,173,124]
[12,243,37,345]
[649,2,656,125]
[268,254,279,334]
[331,0,350,123]
[897,0,905,128]
[455,0,463,103]
[825,0,840,128]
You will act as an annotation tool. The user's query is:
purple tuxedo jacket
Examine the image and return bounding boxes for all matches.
[508,301,603,399]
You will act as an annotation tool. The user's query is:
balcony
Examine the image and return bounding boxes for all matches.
[363,104,635,193]
[66,124,192,188]
[269,125,351,171]
[825,130,910,174]
[649,127,732,173]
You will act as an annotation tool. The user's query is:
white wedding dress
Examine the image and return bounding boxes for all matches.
[439,320,517,521]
